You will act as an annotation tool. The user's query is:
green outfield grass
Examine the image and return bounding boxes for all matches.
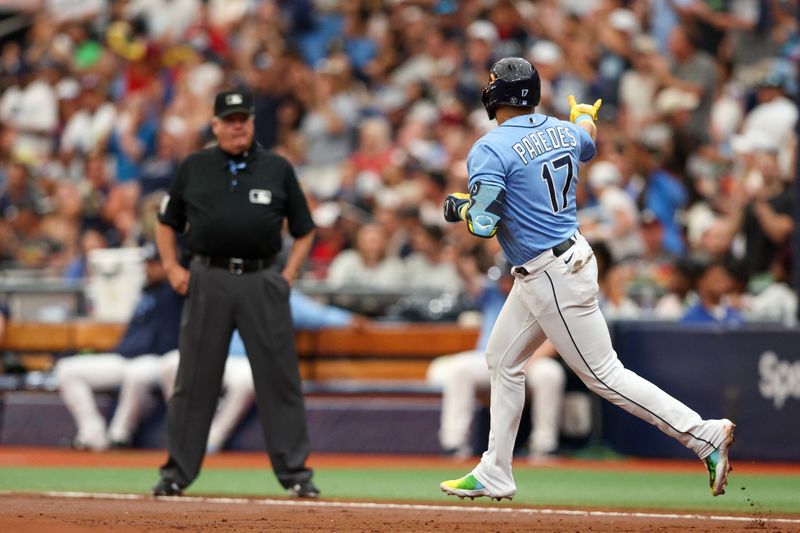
[1,466,798,515]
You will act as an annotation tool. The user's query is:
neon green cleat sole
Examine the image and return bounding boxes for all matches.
[439,474,514,501]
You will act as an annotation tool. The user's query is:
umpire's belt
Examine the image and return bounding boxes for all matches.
[194,254,274,274]
[513,237,575,277]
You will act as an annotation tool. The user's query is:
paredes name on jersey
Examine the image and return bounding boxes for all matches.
[511,126,577,165]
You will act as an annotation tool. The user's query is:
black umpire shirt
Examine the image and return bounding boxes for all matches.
[158,144,315,259]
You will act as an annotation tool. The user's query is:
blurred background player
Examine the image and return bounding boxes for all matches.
[54,246,182,450]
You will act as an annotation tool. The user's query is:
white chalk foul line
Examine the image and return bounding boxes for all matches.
[3,491,795,526]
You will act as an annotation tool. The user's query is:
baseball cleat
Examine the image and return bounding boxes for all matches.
[439,474,514,501]
[705,420,736,496]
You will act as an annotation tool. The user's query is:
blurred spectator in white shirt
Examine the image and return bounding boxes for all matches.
[619,35,661,136]
[124,0,200,43]
[579,161,641,261]
[326,223,405,290]
[404,224,463,295]
[740,72,798,178]
[59,75,116,158]
[742,248,797,326]
[0,65,59,162]
[298,55,363,199]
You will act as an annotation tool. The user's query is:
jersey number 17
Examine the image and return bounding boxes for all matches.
[541,155,574,213]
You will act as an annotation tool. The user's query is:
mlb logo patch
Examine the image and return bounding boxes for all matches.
[249,189,272,205]
[226,94,243,105]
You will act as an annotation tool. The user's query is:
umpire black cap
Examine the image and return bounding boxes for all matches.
[214,90,254,118]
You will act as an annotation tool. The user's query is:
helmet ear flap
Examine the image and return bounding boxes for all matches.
[482,85,497,120]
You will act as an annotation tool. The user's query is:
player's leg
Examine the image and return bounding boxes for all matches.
[158,350,180,400]
[207,356,256,453]
[107,354,162,446]
[525,353,565,459]
[527,236,734,494]
[435,350,489,456]
[442,282,545,499]
[54,353,127,451]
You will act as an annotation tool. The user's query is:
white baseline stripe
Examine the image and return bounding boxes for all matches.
[3,491,796,526]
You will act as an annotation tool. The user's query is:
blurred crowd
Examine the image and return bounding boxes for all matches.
[0,0,797,324]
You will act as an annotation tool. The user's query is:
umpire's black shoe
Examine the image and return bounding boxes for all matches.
[288,479,320,498]
[153,479,183,496]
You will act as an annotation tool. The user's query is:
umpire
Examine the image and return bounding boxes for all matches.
[153,89,319,498]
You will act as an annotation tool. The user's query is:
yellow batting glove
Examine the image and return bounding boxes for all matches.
[568,95,602,124]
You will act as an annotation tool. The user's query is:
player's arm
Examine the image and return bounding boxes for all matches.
[567,95,601,142]
[446,143,507,237]
[443,192,471,223]
[443,182,505,239]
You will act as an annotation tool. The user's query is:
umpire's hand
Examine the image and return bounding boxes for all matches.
[166,264,190,295]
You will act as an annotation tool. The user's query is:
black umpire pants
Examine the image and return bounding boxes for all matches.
[159,259,313,489]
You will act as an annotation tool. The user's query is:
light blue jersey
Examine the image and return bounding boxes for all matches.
[467,113,595,266]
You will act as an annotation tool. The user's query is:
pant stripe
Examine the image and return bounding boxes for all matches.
[543,271,716,450]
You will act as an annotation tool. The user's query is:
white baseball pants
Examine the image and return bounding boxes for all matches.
[430,350,565,456]
[55,352,165,450]
[472,234,732,497]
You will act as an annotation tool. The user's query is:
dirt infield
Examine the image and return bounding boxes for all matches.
[3,493,799,533]
[2,448,799,532]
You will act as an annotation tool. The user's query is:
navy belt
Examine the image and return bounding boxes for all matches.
[513,237,576,277]
[195,254,274,274]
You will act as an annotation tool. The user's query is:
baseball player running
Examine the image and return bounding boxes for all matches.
[440,57,735,501]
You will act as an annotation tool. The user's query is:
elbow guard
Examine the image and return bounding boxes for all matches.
[466,181,504,238]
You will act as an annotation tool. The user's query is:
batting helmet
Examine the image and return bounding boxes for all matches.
[481,57,541,120]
